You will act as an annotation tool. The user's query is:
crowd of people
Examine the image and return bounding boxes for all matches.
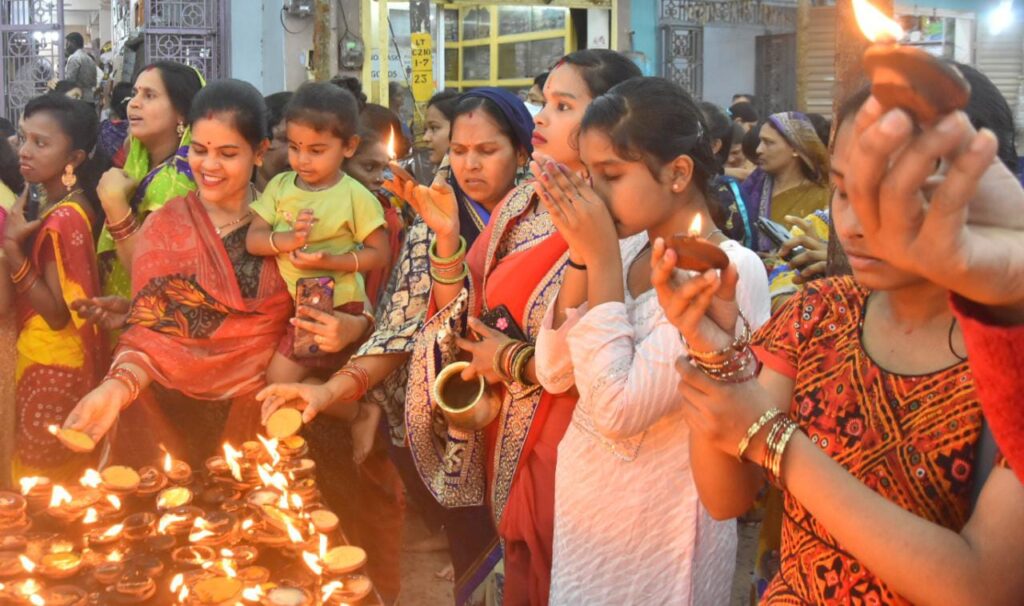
[0,45,1023,606]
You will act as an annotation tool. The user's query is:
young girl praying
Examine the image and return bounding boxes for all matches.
[533,77,771,604]
[246,81,389,457]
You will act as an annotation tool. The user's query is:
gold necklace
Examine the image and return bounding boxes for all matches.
[214,210,252,236]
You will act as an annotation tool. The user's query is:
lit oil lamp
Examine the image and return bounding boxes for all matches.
[47,424,95,453]
[164,452,194,486]
[43,584,87,606]
[237,565,270,586]
[321,546,366,576]
[325,573,374,605]
[136,466,168,498]
[92,560,124,586]
[38,552,82,580]
[113,568,157,603]
[854,0,969,124]
[157,487,194,511]
[309,510,338,535]
[171,545,216,568]
[264,586,314,606]
[19,478,52,514]
[0,552,25,578]
[86,522,124,550]
[671,215,729,272]
[386,126,416,183]
[100,466,141,495]
[12,577,43,605]
[192,574,243,605]
[122,512,156,541]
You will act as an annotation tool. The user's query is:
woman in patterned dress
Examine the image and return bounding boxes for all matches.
[7,94,107,481]
[653,86,1024,605]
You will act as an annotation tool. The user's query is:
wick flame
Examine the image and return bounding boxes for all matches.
[107,495,122,511]
[688,214,702,237]
[20,578,40,596]
[29,595,44,606]
[387,126,397,160]
[284,518,304,544]
[290,493,303,512]
[19,556,36,573]
[301,551,323,576]
[80,469,102,489]
[242,519,255,532]
[48,485,72,509]
[852,0,904,42]
[19,477,42,496]
[163,451,173,474]
[107,550,123,562]
[170,573,184,593]
[322,581,344,602]
[47,424,59,436]
[223,443,244,482]
[189,517,215,543]
[158,513,188,534]
[222,558,237,578]
[243,585,265,601]
[257,434,281,466]
[319,533,328,559]
[82,508,99,525]
[100,523,124,539]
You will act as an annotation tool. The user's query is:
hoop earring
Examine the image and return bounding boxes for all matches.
[176,122,185,138]
[61,164,77,191]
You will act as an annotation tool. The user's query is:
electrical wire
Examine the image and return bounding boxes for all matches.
[280,6,313,35]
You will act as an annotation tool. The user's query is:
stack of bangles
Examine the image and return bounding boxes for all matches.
[106,366,142,404]
[9,258,38,295]
[736,407,800,488]
[493,339,536,386]
[332,363,370,400]
[687,313,758,383]
[107,209,141,242]
[429,237,469,285]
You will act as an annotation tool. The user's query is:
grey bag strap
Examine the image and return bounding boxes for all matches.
[970,418,998,509]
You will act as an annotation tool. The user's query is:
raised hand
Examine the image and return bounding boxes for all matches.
[3,188,41,255]
[532,160,618,267]
[650,237,739,354]
[96,167,139,218]
[846,99,1024,308]
[383,162,460,240]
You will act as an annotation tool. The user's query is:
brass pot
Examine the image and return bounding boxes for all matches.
[433,361,501,432]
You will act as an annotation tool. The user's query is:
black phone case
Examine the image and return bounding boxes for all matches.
[293,276,335,357]
[479,305,527,342]
[756,217,792,248]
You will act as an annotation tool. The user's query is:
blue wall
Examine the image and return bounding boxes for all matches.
[630,0,658,76]
[229,0,289,94]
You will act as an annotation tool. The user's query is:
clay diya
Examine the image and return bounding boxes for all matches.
[39,552,83,580]
[101,466,141,495]
[156,486,193,511]
[135,466,168,498]
[671,215,728,273]
[266,408,303,440]
[322,545,366,575]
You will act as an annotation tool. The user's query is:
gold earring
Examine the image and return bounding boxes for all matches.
[61,164,77,191]
[176,122,185,137]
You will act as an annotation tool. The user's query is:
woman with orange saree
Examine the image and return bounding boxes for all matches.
[63,80,292,465]
[400,50,641,606]
[5,94,107,481]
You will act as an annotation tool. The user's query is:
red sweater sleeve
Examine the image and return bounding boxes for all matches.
[951,295,1024,484]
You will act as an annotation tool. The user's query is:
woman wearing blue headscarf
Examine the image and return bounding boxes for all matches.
[257,87,535,605]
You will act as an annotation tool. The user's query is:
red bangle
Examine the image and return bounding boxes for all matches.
[105,366,142,404]
[331,363,370,400]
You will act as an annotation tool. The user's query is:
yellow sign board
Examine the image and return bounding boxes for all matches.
[410,32,434,102]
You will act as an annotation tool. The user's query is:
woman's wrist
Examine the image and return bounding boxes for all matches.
[433,231,462,258]
[102,377,135,409]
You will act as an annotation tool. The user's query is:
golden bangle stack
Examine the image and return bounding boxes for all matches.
[429,237,469,284]
[10,258,38,295]
[737,408,783,462]
[687,313,758,383]
[761,416,799,487]
[492,340,534,385]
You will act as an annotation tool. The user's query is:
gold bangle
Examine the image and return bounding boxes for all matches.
[493,340,518,383]
[761,416,787,475]
[688,313,752,362]
[269,231,281,254]
[431,262,468,285]
[350,250,360,273]
[772,419,799,485]
[737,408,783,462]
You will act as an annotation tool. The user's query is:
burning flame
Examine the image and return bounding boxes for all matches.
[163,451,173,474]
[28,595,44,606]
[48,485,72,509]
[284,518,304,544]
[688,214,702,237]
[80,469,102,489]
[19,578,40,596]
[107,495,122,511]
[257,435,281,466]
[19,477,42,496]
[82,508,99,525]
[301,551,323,576]
[319,581,344,601]
[387,126,397,160]
[852,0,904,43]
[290,493,304,512]
[242,519,255,532]
[319,533,328,559]
[47,424,59,436]
[223,443,244,482]
[222,559,237,578]
[100,523,124,540]
[19,556,36,573]
[189,517,215,543]
[158,513,188,534]
[242,585,265,601]
[170,573,189,602]
[106,550,123,562]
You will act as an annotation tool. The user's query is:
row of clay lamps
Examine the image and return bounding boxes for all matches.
[0,435,374,605]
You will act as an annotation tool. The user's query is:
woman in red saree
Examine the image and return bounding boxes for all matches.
[64,80,291,465]
[402,51,641,606]
[5,95,107,481]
